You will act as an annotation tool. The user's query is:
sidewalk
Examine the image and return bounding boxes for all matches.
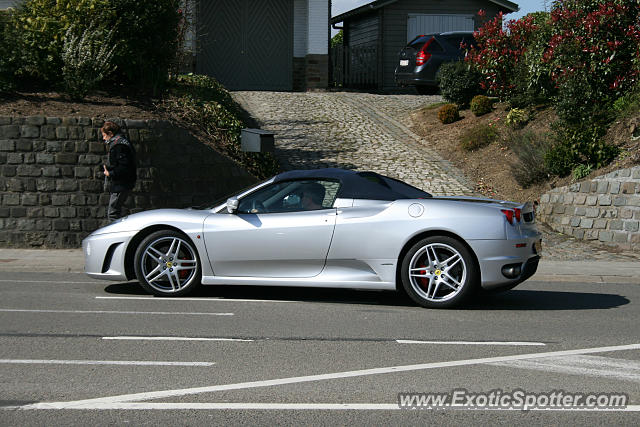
[1,248,639,284]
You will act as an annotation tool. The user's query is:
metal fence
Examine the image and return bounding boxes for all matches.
[330,44,378,89]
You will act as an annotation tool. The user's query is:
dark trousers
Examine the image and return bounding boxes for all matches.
[108,190,130,222]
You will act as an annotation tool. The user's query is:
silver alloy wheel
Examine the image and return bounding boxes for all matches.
[139,236,198,293]
[407,242,467,302]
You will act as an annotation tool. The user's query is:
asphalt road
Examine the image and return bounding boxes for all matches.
[1,272,639,425]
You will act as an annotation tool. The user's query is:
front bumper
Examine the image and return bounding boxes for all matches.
[83,230,137,281]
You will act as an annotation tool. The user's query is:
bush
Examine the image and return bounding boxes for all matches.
[466,10,545,101]
[459,124,498,151]
[437,61,482,106]
[506,108,528,128]
[545,0,640,124]
[0,9,18,91]
[572,164,593,181]
[506,12,555,108]
[613,83,640,118]
[470,95,492,116]
[3,0,114,87]
[108,0,182,94]
[331,30,343,48]
[62,24,117,99]
[509,130,552,187]
[163,74,280,179]
[437,103,460,124]
[0,0,182,93]
[545,124,619,176]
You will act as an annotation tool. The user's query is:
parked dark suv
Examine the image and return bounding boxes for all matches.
[395,31,476,94]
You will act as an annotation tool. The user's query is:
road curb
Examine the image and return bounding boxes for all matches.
[531,274,640,284]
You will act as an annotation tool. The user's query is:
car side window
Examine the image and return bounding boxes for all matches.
[237,180,340,214]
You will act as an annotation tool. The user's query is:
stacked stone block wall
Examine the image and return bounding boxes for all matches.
[0,116,256,248]
[537,166,640,251]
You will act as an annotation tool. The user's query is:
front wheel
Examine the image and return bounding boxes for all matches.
[400,236,478,308]
[134,230,201,296]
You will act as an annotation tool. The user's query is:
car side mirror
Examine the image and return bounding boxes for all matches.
[226,197,239,214]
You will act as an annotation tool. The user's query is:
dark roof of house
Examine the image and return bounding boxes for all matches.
[273,168,432,200]
[331,0,519,24]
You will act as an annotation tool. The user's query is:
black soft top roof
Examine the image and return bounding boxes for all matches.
[273,168,432,201]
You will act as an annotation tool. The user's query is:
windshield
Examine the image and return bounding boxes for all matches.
[192,179,268,210]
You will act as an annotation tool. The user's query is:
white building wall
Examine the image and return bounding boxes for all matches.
[293,0,308,58]
[307,0,328,55]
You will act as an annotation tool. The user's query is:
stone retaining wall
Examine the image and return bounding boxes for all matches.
[0,116,256,248]
[537,166,640,250]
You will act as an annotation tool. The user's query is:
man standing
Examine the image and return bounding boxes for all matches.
[101,121,136,222]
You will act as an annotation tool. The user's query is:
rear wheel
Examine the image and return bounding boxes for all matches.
[400,236,477,308]
[134,230,201,296]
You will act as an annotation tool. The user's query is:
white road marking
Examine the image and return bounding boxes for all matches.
[491,355,640,382]
[5,402,640,411]
[14,342,640,410]
[96,296,296,303]
[103,336,253,342]
[397,340,546,346]
[0,309,233,316]
[0,280,100,284]
[0,359,214,367]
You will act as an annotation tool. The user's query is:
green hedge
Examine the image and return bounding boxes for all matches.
[0,0,182,94]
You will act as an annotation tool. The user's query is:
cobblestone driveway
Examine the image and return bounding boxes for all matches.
[233,91,639,261]
[232,91,474,196]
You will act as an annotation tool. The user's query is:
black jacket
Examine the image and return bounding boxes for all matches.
[106,134,136,192]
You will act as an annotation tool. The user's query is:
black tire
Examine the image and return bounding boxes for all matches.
[134,230,201,296]
[415,85,439,95]
[400,236,478,308]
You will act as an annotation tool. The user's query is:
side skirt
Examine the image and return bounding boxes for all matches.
[200,276,395,290]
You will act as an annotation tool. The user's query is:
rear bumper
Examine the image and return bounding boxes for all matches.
[395,73,436,87]
[394,67,437,87]
[468,235,542,291]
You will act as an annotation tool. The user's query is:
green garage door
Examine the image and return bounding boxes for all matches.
[197,0,293,90]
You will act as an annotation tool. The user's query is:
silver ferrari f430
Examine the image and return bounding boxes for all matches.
[83,168,542,308]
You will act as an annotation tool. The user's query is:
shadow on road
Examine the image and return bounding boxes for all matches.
[104,282,414,307]
[468,290,629,311]
[104,282,629,310]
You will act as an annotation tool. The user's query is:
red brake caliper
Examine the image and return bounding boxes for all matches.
[419,266,429,289]
[178,257,189,279]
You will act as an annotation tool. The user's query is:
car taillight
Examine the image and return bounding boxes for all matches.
[416,38,434,66]
[514,208,521,222]
[501,209,514,225]
[501,208,522,225]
